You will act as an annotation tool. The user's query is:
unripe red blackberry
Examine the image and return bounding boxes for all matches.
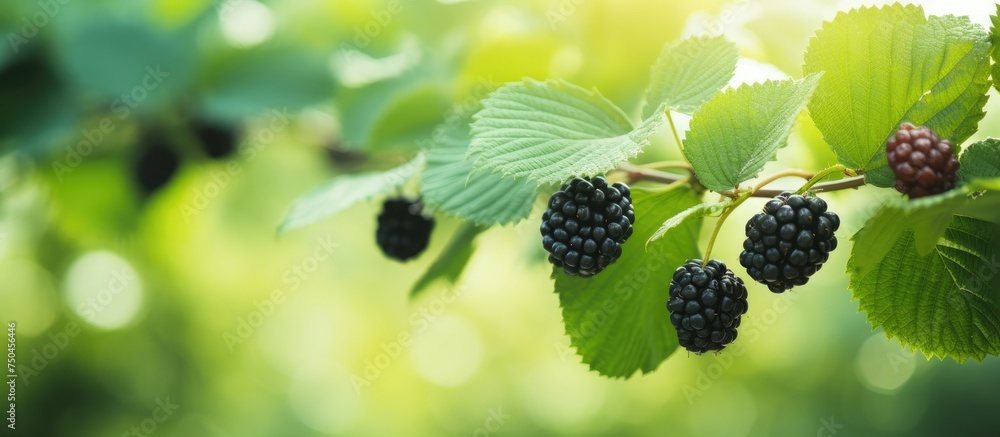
[667,259,749,354]
[886,123,960,198]
[541,176,634,277]
[376,198,434,261]
[739,192,839,293]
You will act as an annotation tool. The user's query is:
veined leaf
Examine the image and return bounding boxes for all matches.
[990,4,1000,94]
[278,154,424,234]
[804,4,991,184]
[849,216,1000,362]
[554,186,702,378]
[469,79,664,185]
[643,36,738,118]
[683,75,820,192]
[959,138,1000,181]
[421,109,538,226]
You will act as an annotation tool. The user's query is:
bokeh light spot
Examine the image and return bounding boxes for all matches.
[409,314,484,387]
[219,0,275,47]
[64,251,143,330]
[855,333,916,393]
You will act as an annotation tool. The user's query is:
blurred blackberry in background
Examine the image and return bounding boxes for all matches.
[132,137,180,196]
[191,119,237,159]
[540,176,634,277]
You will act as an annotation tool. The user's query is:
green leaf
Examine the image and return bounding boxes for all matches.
[420,109,538,226]
[849,216,1000,362]
[338,63,452,151]
[647,199,730,246]
[683,75,820,192]
[199,46,336,120]
[278,154,424,234]
[554,186,702,378]
[469,79,664,185]
[411,223,483,297]
[849,189,998,274]
[55,19,197,99]
[804,4,992,181]
[642,36,738,118]
[959,138,1000,181]
[990,4,1000,94]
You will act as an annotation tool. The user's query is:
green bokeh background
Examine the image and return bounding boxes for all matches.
[1,0,999,435]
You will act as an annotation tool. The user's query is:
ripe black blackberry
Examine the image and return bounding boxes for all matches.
[667,259,748,354]
[739,192,840,293]
[376,198,434,261]
[133,137,180,196]
[540,176,634,277]
[886,123,960,198]
[191,119,238,159]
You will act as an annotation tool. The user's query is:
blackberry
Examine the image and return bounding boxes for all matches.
[133,137,180,196]
[192,119,237,159]
[739,192,840,293]
[540,176,634,277]
[667,259,748,354]
[376,198,434,261]
[886,123,960,198]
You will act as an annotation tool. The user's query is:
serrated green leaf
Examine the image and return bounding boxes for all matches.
[469,79,664,185]
[959,138,1000,181]
[420,109,538,226]
[278,154,424,234]
[849,216,1000,362]
[683,75,820,192]
[642,36,738,118]
[411,223,483,297]
[647,200,730,246]
[804,4,992,181]
[990,4,1000,94]
[554,186,701,378]
[850,188,1000,276]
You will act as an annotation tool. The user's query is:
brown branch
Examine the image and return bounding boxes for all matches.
[616,162,866,198]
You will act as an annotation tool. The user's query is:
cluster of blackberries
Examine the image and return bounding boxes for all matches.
[132,119,239,195]
[540,176,635,277]
[887,123,960,199]
[667,259,749,354]
[376,198,435,261]
[739,192,839,293]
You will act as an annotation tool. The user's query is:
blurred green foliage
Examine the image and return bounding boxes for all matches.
[1,0,1000,436]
